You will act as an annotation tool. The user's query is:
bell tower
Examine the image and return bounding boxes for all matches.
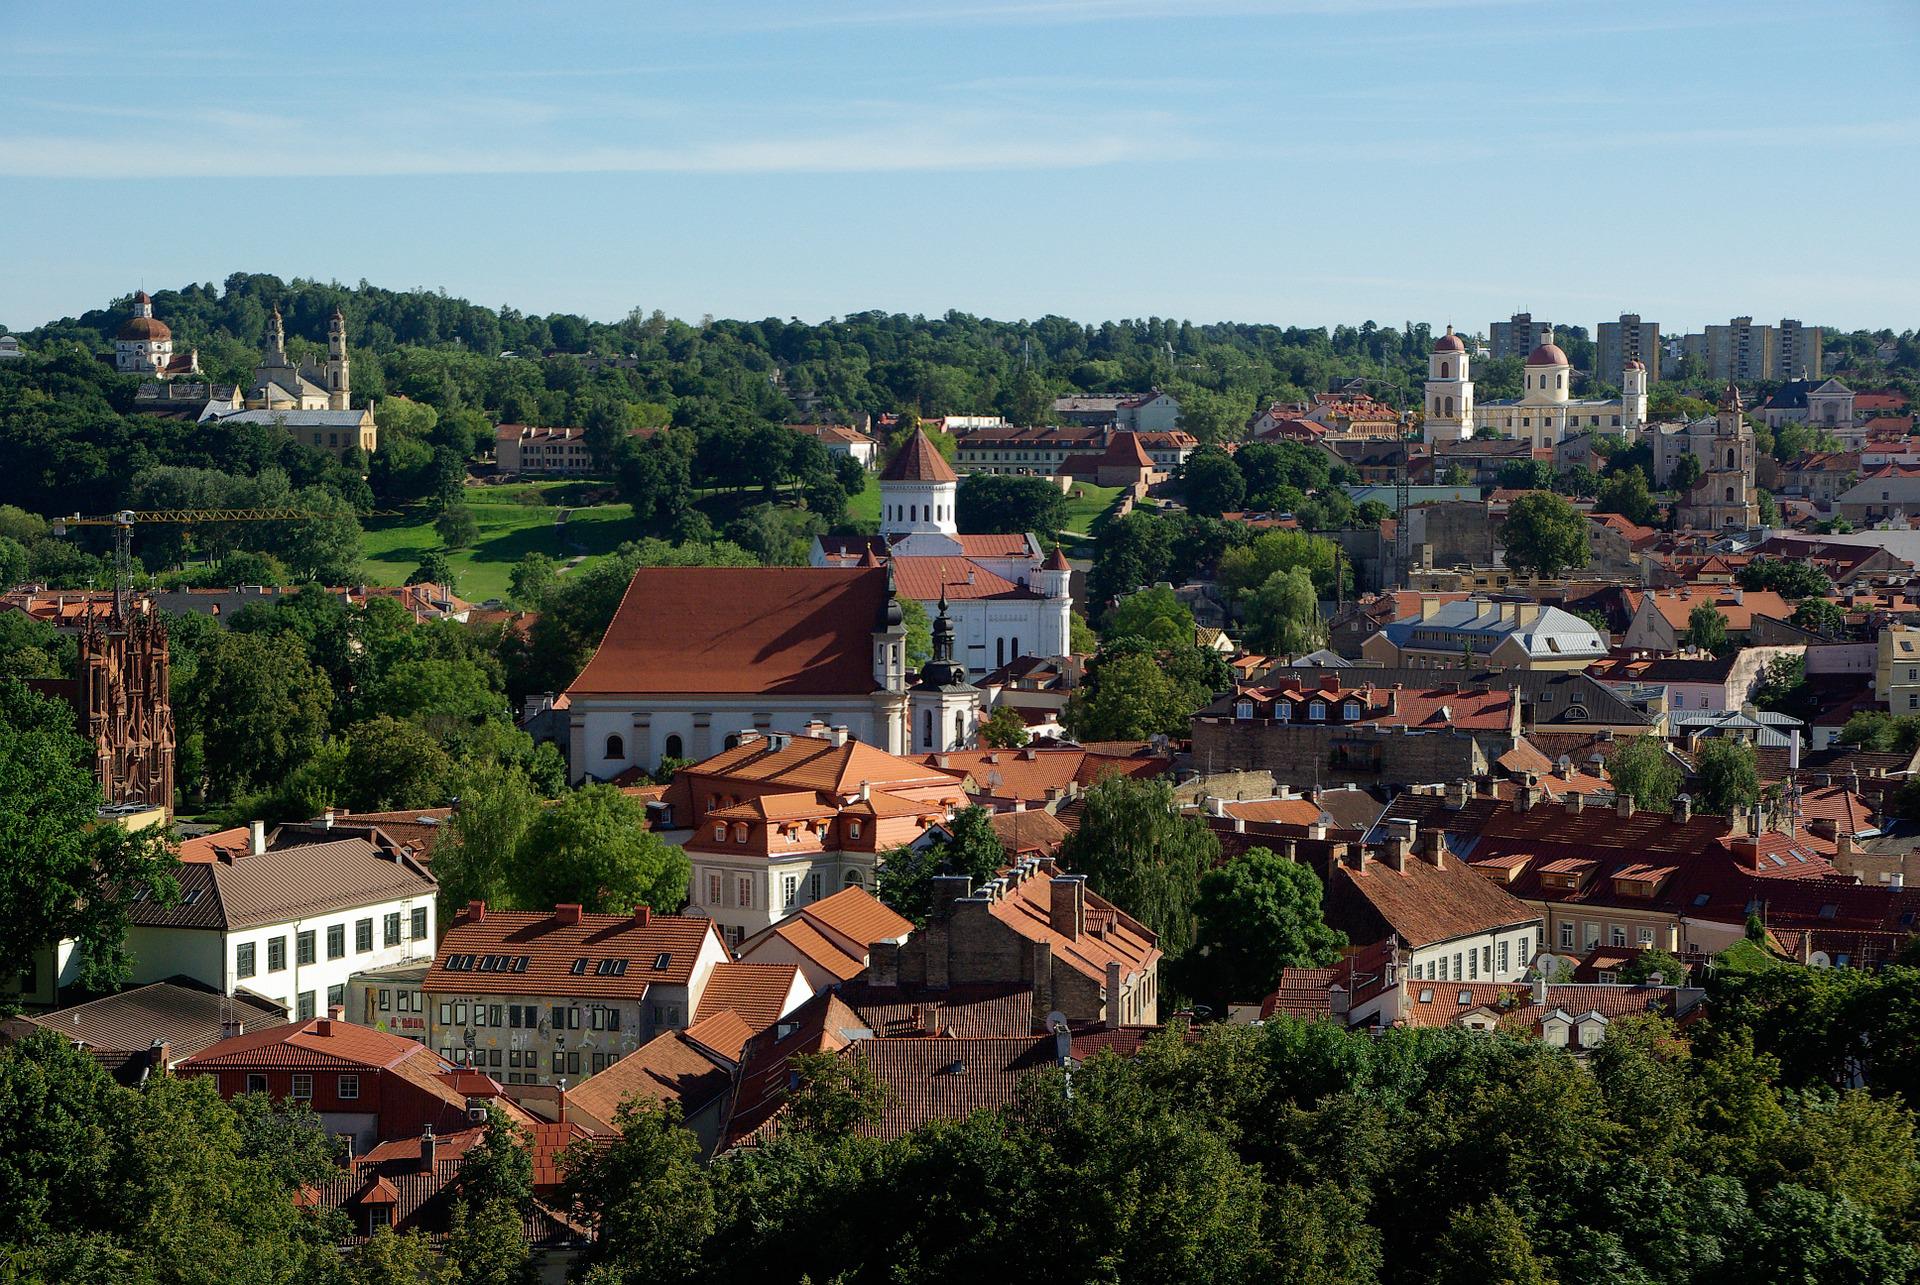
[326,306,351,410]
[910,593,980,753]
[1422,325,1474,443]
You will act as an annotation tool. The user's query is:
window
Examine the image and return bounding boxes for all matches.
[1498,940,1510,974]
[707,872,723,904]
[246,1073,268,1094]
[1234,701,1253,720]
[1453,952,1463,979]
[1559,921,1575,949]
[1468,949,1478,980]
[411,907,428,941]
[713,823,726,842]
[808,871,822,902]
[664,734,684,759]
[1342,701,1361,721]
[384,913,402,947]
[849,821,862,840]
[922,708,934,749]
[844,870,865,889]
[235,942,256,978]
[738,876,753,908]
[733,823,748,844]
[328,984,344,1010]
[454,1002,468,1026]
[338,1074,359,1100]
[1610,925,1627,947]
[1274,703,1291,721]
[293,930,316,966]
[378,989,391,1012]
[552,1005,567,1030]
[356,918,373,953]
[327,924,345,959]
[440,1002,453,1025]
[1584,923,1601,948]
[267,937,287,972]
[290,1075,313,1101]
[297,991,316,1019]
[1637,927,1655,947]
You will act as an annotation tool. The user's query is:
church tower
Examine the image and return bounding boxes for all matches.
[878,427,959,539]
[325,306,351,410]
[1034,544,1074,657]
[263,305,290,368]
[1622,358,1648,431]
[1422,326,1474,443]
[870,565,909,754]
[909,593,979,753]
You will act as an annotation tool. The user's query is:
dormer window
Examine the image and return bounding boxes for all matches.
[1274,703,1291,721]
[1342,701,1361,721]
[712,824,726,843]
[1234,701,1254,720]
[1309,701,1327,721]
[848,820,863,840]
[733,823,749,843]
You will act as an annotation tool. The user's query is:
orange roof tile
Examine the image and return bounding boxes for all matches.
[424,906,722,999]
[880,428,958,483]
[692,961,804,1032]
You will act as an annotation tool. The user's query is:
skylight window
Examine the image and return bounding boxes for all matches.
[569,958,588,975]
[1417,988,1434,1002]
[653,952,672,970]
[1457,990,1473,1006]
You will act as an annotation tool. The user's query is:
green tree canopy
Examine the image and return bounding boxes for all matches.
[515,784,689,913]
[1057,776,1216,958]
[1242,566,1327,657]
[1608,734,1683,812]
[1498,490,1591,579]
[1694,737,1760,816]
[1176,847,1344,1011]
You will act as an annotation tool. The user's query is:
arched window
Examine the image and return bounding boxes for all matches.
[664,734,683,760]
[1342,701,1361,720]
[844,870,865,889]
[712,823,726,842]
[1309,701,1327,721]
[1443,395,1454,416]
[1725,487,1736,502]
[1727,449,1736,468]
[922,708,933,749]
[732,823,748,843]
[910,504,918,522]
[954,709,967,744]
[1556,374,1564,390]
[723,734,739,751]
[1235,700,1254,720]
[604,734,625,760]
[1011,636,1020,658]
[1440,361,1450,379]
[996,638,1006,667]
[848,820,862,840]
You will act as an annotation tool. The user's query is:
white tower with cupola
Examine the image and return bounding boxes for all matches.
[1422,325,1475,443]
[878,427,959,539]
[909,593,979,753]
[1622,358,1648,430]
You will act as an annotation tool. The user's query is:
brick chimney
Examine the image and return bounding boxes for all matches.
[1673,794,1692,824]
[1730,834,1762,869]
[868,939,900,987]
[1382,819,1414,871]
[328,1004,344,1022]
[1417,828,1447,870]
[420,1126,436,1173]
[633,905,651,928]
[555,903,585,926]
[1048,875,1086,939]
[1617,794,1636,819]
[466,900,486,922]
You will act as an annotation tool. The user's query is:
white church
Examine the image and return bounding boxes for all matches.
[1423,325,1647,447]
[811,427,1074,677]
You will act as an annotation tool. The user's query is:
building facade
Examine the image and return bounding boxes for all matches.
[1596,313,1662,385]
[1467,342,1647,447]
[1673,385,1761,530]
[115,290,200,377]
[1051,390,1182,432]
[1488,313,1552,361]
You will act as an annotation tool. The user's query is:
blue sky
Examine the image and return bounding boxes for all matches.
[5,0,1918,333]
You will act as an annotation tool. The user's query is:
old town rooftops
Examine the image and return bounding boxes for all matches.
[1199,675,1517,731]
[127,836,434,932]
[424,902,722,997]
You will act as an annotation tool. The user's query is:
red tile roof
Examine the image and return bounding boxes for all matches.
[691,961,804,1031]
[181,1016,442,1072]
[1325,849,1540,950]
[425,905,723,998]
[985,862,1160,986]
[888,555,1036,601]
[564,1027,735,1132]
[566,567,892,697]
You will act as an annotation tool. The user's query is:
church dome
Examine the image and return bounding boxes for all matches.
[1432,326,1465,354]
[1624,358,1646,371]
[117,315,171,342]
[1526,342,1569,366]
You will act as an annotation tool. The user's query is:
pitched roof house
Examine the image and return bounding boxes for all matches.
[735,885,914,992]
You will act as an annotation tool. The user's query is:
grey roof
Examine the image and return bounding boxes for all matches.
[1282,666,1648,728]
[1374,601,1608,660]
[128,837,435,932]
[201,408,368,427]
[1673,709,1804,749]
[1835,474,1920,505]
[23,979,285,1060]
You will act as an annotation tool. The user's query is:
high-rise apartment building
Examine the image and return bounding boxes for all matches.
[1699,317,1822,382]
[1488,312,1553,361]
[1777,319,1823,381]
[1595,314,1662,386]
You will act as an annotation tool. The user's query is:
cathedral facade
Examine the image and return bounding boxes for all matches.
[1423,327,1648,447]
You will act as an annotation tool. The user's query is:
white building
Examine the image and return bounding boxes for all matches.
[1435,337,1647,448]
[120,827,438,1019]
[813,427,1073,676]
[562,564,912,780]
[115,290,200,378]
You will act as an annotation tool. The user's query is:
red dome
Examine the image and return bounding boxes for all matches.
[1624,358,1645,371]
[1432,327,1465,354]
[1526,342,1569,366]
[117,315,171,343]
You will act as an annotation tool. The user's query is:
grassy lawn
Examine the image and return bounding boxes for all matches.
[1061,483,1123,534]
[847,471,881,527]
[362,486,637,603]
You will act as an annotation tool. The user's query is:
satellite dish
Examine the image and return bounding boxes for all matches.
[1044,1010,1069,1034]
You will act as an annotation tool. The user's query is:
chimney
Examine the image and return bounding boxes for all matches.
[250,820,266,856]
[859,780,872,802]
[1730,834,1761,869]
[1105,961,1126,1030]
[1383,819,1415,872]
[322,808,335,829]
[1208,796,1226,818]
[1446,779,1470,810]
[420,1126,436,1174]
[1808,817,1839,840]
[868,940,900,987]
[633,904,651,928]
[555,903,584,926]
[1532,972,1548,1006]
[1417,829,1447,870]
[328,1004,344,1023]
[1421,598,1441,620]
[1568,792,1584,813]
[314,1016,331,1036]
[466,899,486,922]
[829,724,849,747]
[1617,795,1636,819]
[1343,842,1368,873]
[1673,793,1692,824]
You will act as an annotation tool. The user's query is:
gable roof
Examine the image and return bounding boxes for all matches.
[20,979,286,1064]
[1326,847,1539,950]
[982,860,1160,986]
[128,837,434,932]
[691,961,805,1031]
[425,905,722,998]
[564,1027,735,1132]
[181,1015,444,1073]
[566,567,893,697]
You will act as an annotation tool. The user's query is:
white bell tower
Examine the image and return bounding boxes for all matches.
[1622,359,1648,431]
[1423,325,1474,443]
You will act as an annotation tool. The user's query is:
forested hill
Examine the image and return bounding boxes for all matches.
[21,273,1459,438]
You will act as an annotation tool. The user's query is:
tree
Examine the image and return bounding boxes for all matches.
[515,784,689,913]
[1063,651,1188,741]
[1430,1197,1555,1285]
[1688,601,1730,653]
[1595,465,1657,525]
[0,681,178,992]
[1722,1184,1916,1285]
[334,716,453,812]
[407,551,456,587]
[1695,737,1760,815]
[1103,584,1194,646]
[979,705,1030,748]
[507,552,557,608]
[1179,446,1245,518]
[878,805,1006,926]
[956,474,1069,536]
[1792,597,1849,638]
[435,501,480,550]
[1609,734,1682,811]
[1673,451,1703,494]
[1497,458,1557,492]
[280,486,364,583]
[433,764,540,913]
[182,629,333,802]
[1755,653,1809,715]
[1057,776,1216,957]
[564,1098,716,1285]
[1177,847,1344,1010]
[1499,490,1591,579]
[1216,528,1345,601]
[1441,462,1472,486]
[1243,566,1326,657]
[899,596,933,670]
[347,1226,448,1285]
[1738,557,1832,600]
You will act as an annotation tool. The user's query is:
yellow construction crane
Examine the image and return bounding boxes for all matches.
[51,507,332,613]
